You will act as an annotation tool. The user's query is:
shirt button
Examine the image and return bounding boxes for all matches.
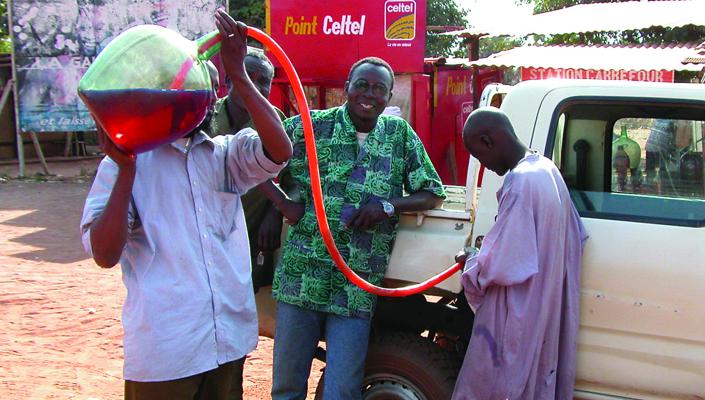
[192,180,197,185]
[198,207,203,213]
[202,233,207,239]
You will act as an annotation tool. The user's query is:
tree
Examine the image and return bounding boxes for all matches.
[509,0,705,82]
[425,0,469,57]
[229,0,267,30]
[516,0,705,46]
[0,0,9,53]
[479,36,523,59]
[525,0,617,14]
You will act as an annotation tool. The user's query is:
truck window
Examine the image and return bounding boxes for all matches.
[549,101,705,227]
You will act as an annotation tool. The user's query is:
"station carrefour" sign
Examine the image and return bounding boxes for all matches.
[521,67,675,83]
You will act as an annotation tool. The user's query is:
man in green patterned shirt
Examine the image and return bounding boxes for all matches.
[267,57,446,400]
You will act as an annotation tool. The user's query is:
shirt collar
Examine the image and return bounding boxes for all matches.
[340,103,384,138]
[169,130,216,153]
[517,150,539,166]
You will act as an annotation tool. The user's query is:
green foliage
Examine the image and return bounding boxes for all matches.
[479,36,523,58]
[229,0,267,30]
[0,0,7,54]
[523,0,615,14]
[0,39,10,54]
[508,0,705,82]
[516,0,705,46]
[426,0,469,57]
[531,26,705,47]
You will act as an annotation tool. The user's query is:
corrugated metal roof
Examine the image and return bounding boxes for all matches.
[682,41,705,64]
[445,0,705,38]
[460,43,703,71]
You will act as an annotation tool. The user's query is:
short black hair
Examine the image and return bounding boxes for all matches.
[347,57,394,89]
[246,47,273,71]
[223,48,274,89]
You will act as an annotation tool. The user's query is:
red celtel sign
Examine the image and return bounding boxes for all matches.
[521,67,675,83]
[266,0,426,82]
[385,1,416,40]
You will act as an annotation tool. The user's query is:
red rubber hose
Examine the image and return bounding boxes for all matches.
[247,27,462,297]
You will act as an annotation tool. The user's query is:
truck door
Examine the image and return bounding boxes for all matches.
[536,90,705,399]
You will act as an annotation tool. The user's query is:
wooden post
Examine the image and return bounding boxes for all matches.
[16,130,24,177]
[64,132,73,157]
[0,78,14,113]
[317,85,326,109]
[30,132,50,175]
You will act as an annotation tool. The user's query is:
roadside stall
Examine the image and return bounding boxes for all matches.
[445,0,705,107]
[264,0,705,185]
[264,0,502,185]
[467,43,701,84]
[464,42,705,198]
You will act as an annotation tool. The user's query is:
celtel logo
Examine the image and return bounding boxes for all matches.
[385,0,416,40]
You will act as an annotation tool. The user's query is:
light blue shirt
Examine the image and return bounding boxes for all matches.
[80,129,284,381]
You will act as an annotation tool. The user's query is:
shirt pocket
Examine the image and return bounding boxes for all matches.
[209,191,240,241]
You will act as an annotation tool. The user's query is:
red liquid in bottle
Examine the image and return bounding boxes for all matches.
[79,89,212,154]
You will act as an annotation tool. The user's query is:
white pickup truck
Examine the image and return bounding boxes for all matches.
[256,79,705,400]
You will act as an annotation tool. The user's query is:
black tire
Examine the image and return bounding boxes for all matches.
[361,331,460,400]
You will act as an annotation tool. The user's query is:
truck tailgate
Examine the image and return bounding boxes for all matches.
[384,186,471,295]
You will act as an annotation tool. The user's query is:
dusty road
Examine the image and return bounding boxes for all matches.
[0,180,323,399]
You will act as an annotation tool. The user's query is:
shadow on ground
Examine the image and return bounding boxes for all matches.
[1,182,93,264]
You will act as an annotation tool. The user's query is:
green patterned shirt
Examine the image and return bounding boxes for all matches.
[272,105,445,318]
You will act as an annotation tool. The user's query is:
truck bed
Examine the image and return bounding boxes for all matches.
[384,185,471,295]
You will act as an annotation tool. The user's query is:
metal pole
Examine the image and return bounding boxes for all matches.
[7,0,24,177]
[469,37,480,110]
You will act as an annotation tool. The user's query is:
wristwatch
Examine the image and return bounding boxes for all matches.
[380,199,395,218]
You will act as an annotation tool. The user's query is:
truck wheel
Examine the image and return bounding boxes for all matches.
[361,331,460,400]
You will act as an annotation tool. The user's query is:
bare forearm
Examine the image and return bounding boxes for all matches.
[389,191,443,214]
[230,76,292,163]
[256,179,289,208]
[90,166,135,268]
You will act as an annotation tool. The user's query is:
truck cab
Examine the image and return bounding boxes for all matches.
[257,79,705,399]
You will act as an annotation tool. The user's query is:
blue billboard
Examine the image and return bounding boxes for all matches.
[11,0,226,132]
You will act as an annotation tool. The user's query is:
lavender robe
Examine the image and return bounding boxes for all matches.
[452,153,588,400]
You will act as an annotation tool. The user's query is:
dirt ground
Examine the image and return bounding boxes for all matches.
[0,159,323,399]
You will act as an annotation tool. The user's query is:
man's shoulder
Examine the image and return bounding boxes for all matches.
[378,113,416,136]
[508,155,569,202]
[214,96,227,108]
[213,127,257,144]
[284,106,342,128]
[511,154,560,185]
[312,106,343,121]
[208,97,232,137]
[274,106,286,121]
[377,112,407,125]
[515,153,554,171]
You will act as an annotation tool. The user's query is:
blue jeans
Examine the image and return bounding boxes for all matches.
[271,302,372,400]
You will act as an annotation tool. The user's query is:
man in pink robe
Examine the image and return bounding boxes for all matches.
[452,108,588,400]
